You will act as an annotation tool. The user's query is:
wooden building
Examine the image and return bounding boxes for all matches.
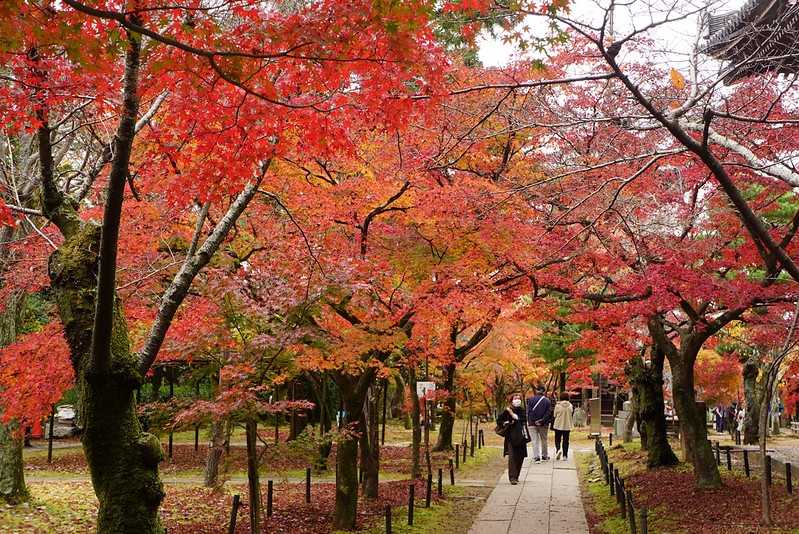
[702,0,799,82]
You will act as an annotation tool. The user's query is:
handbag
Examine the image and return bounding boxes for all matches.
[494,408,515,437]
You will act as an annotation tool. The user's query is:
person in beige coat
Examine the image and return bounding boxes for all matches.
[553,392,574,460]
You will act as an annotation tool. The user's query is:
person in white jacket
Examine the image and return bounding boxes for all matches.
[553,392,575,460]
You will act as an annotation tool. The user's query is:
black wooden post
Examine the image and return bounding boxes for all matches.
[626,490,636,533]
[305,467,311,503]
[609,463,615,495]
[787,462,793,494]
[462,440,467,463]
[438,468,443,496]
[617,475,626,520]
[426,474,433,507]
[47,406,55,464]
[640,507,648,534]
[385,505,392,534]
[766,455,773,486]
[449,460,455,485]
[609,433,613,447]
[744,449,750,477]
[227,494,240,534]
[455,444,459,469]
[470,434,475,457]
[408,484,415,525]
[726,448,732,471]
[267,480,273,517]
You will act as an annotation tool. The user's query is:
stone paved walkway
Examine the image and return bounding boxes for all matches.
[468,450,590,534]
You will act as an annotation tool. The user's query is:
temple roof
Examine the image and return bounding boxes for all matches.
[701,0,799,81]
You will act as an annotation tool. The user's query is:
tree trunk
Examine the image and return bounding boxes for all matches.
[627,349,678,467]
[391,374,405,419]
[245,420,261,534]
[333,370,374,530]
[204,419,226,488]
[0,293,29,504]
[433,363,455,451]
[359,386,379,499]
[743,356,760,445]
[670,351,720,487]
[0,420,27,504]
[204,372,225,488]
[408,367,422,480]
[50,224,165,533]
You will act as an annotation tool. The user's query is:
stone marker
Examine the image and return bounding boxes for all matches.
[590,398,601,434]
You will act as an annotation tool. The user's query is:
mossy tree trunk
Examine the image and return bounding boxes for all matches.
[0,292,29,504]
[50,224,165,533]
[433,363,456,451]
[626,347,678,468]
[0,420,27,505]
[742,356,761,445]
[649,317,721,488]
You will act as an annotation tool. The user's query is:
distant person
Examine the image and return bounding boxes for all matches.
[527,385,552,462]
[713,406,724,433]
[726,404,737,439]
[497,393,530,484]
[553,392,575,460]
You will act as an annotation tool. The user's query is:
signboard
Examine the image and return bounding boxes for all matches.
[416,381,436,399]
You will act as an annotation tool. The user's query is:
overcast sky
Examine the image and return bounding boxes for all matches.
[477,0,750,68]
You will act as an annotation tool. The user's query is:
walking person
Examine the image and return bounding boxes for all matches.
[496,393,530,484]
[553,392,574,460]
[527,385,552,462]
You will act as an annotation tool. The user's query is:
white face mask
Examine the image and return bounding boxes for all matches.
[512,399,522,407]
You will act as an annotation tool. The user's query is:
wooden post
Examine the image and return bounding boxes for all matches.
[305,467,311,503]
[640,507,648,534]
[47,406,55,464]
[426,474,433,507]
[626,490,636,533]
[438,468,443,496]
[609,433,613,447]
[725,448,732,471]
[227,494,240,534]
[766,455,773,486]
[267,480,273,517]
[408,484,415,525]
[787,462,793,494]
[609,463,615,495]
[385,505,392,534]
[744,449,750,477]
[470,434,475,457]
[449,460,455,485]
[455,444,460,469]
[462,440,467,463]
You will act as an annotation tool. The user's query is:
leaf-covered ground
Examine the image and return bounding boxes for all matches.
[25,443,457,476]
[577,443,799,534]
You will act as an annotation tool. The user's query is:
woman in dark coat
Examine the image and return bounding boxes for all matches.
[497,393,530,484]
